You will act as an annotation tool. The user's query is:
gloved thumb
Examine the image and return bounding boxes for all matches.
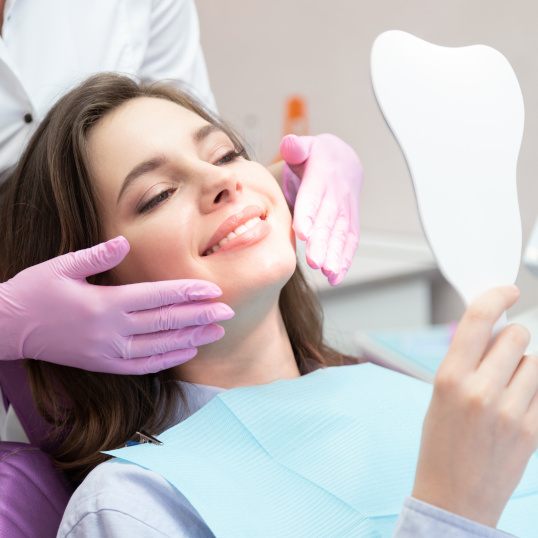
[282,165,301,206]
[280,134,314,166]
[55,236,131,279]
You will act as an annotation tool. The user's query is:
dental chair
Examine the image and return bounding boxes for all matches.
[0,361,72,538]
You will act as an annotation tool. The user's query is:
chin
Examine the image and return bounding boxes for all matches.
[218,247,297,308]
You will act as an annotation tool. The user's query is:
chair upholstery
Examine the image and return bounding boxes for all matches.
[0,361,54,451]
[0,442,72,538]
[0,362,72,536]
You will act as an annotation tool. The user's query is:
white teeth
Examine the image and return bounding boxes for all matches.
[204,215,264,255]
[244,217,259,230]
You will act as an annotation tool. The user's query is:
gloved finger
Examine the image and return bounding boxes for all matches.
[279,134,313,166]
[282,164,301,206]
[328,266,348,287]
[117,279,223,312]
[56,236,130,279]
[320,212,349,279]
[305,196,339,269]
[292,177,325,241]
[327,230,359,286]
[128,301,235,335]
[125,324,225,359]
[109,347,198,375]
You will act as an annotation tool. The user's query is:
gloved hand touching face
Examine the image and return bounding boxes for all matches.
[0,131,362,372]
[280,134,363,286]
[0,236,234,374]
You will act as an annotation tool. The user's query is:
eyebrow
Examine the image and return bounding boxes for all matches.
[116,124,226,205]
[193,124,224,143]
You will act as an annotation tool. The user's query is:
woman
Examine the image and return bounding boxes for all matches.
[1,74,536,537]
[0,0,363,379]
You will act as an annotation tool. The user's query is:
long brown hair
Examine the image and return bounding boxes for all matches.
[0,73,359,484]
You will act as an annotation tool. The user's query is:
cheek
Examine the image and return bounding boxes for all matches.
[272,187,295,251]
[107,216,199,285]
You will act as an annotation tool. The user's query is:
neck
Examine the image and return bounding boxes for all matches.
[172,296,299,389]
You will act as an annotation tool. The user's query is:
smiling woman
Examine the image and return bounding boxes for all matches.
[82,81,305,353]
[0,73,359,485]
[1,73,531,538]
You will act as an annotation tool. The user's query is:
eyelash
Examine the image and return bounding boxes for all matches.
[137,149,245,214]
[214,148,244,165]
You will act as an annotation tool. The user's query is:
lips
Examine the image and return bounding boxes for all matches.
[201,205,267,256]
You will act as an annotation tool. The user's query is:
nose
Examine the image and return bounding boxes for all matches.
[199,166,243,213]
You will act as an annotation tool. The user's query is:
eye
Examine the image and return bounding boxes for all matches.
[138,188,177,214]
[214,149,245,166]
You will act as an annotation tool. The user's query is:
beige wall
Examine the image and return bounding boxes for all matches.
[197,1,538,320]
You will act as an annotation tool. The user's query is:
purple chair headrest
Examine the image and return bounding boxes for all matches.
[0,442,72,538]
[0,361,54,451]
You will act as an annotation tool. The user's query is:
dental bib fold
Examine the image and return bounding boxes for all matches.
[106,363,538,537]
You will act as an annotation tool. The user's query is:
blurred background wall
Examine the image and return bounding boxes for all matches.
[196,0,538,322]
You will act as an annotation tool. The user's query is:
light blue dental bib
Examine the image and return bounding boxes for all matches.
[107,363,538,537]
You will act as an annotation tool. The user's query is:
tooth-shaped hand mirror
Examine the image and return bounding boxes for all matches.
[371,31,524,329]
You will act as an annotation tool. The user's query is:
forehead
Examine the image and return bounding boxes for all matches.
[88,96,206,150]
[86,97,210,186]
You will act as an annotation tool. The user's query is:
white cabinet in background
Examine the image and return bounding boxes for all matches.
[297,231,439,355]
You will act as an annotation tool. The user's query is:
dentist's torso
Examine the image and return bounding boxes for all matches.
[0,0,215,179]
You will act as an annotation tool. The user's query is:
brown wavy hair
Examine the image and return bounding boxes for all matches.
[0,73,360,484]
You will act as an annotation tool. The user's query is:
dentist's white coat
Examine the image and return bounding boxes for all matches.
[0,0,216,179]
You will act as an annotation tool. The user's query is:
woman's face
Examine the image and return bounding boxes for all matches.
[86,96,296,306]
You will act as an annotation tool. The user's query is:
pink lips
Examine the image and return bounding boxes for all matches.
[201,205,267,256]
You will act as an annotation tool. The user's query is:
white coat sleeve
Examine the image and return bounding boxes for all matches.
[138,0,217,111]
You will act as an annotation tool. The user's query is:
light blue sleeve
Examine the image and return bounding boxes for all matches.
[61,510,176,537]
[393,497,515,537]
[58,461,514,537]
[57,461,214,538]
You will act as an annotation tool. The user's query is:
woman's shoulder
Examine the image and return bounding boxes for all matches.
[65,458,178,507]
[57,459,214,537]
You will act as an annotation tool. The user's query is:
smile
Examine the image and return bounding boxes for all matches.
[202,205,269,256]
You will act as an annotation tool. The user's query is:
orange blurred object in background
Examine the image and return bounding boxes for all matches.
[272,95,309,163]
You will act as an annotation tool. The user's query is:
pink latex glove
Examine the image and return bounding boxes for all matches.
[0,236,234,374]
[280,133,363,286]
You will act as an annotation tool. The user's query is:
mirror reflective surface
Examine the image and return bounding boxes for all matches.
[371,30,523,327]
